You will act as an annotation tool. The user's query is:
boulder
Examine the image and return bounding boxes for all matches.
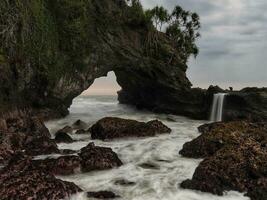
[180,120,267,200]
[179,121,267,158]
[78,143,123,172]
[32,156,81,175]
[75,129,87,134]
[181,138,267,198]
[55,132,74,143]
[90,117,171,140]
[0,155,82,199]
[72,120,87,130]
[87,191,119,199]
[0,111,60,163]
[55,126,73,134]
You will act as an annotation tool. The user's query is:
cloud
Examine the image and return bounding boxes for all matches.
[89,0,267,94]
[141,0,267,89]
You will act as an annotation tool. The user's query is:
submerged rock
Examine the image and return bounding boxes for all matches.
[0,155,81,199]
[55,126,73,134]
[90,117,171,140]
[87,191,119,199]
[114,179,136,186]
[75,129,87,134]
[72,120,87,130]
[78,142,123,172]
[55,132,74,143]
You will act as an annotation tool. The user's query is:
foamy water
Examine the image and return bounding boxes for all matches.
[45,96,249,200]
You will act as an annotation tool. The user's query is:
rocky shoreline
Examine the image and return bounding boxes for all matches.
[0,111,171,199]
[180,120,267,200]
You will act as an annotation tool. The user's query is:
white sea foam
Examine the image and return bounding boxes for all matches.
[46,96,249,200]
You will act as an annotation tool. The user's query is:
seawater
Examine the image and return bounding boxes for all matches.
[45,95,248,200]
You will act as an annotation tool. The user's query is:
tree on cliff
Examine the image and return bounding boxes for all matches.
[166,6,201,62]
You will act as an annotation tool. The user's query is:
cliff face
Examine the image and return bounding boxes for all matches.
[0,0,207,119]
[1,0,265,121]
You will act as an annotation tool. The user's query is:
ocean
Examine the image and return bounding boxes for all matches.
[45,95,248,200]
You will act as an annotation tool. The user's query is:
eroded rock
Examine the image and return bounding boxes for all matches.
[0,155,82,199]
[180,121,267,158]
[87,191,119,199]
[90,117,171,140]
[79,142,123,172]
[180,120,267,200]
[55,132,74,143]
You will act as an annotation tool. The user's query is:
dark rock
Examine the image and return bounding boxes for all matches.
[223,88,267,122]
[56,126,73,134]
[0,111,59,163]
[247,178,267,200]
[60,149,77,154]
[0,156,82,199]
[87,191,119,199]
[55,132,74,143]
[180,121,267,158]
[181,121,267,200]
[139,162,160,170]
[181,138,267,196]
[72,120,87,130]
[78,143,123,172]
[90,117,171,140]
[75,129,87,134]
[25,136,60,156]
[32,156,81,175]
[114,179,135,186]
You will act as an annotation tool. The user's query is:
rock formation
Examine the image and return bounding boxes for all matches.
[90,117,171,140]
[180,120,267,200]
[0,1,266,120]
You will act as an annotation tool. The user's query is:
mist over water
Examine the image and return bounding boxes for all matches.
[46,96,248,200]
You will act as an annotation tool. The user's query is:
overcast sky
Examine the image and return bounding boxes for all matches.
[87,0,267,95]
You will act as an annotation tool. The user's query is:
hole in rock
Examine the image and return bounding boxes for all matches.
[82,71,121,96]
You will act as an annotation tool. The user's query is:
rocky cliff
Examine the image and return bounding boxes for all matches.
[0,0,266,121]
[0,0,204,119]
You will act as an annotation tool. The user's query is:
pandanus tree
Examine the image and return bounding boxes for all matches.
[166,6,201,63]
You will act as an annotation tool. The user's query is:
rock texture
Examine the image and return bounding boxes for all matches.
[79,142,123,172]
[0,110,59,164]
[90,117,171,140]
[0,1,266,120]
[0,154,81,200]
[224,88,267,122]
[87,191,119,199]
[0,0,207,120]
[180,121,267,200]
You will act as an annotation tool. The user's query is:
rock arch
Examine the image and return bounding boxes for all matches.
[0,0,208,119]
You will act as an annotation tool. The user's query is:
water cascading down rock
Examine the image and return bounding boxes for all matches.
[210,93,227,122]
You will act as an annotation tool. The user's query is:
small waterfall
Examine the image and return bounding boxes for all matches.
[210,93,227,122]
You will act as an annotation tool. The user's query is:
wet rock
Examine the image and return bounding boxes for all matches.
[114,179,135,186]
[78,142,123,172]
[139,162,160,170]
[56,125,73,134]
[75,129,87,134]
[180,138,267,198]
[72,120,87,130]
[60,149,77,155]
[32,155,81,175]
[180,121,267,158]
[0,156,82,199]
[90,117,171,140]
[0,112,59,163]
[247,178,267,200]
[87,191,119,199]
[25,136,60,156]
[55,132,74,143]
